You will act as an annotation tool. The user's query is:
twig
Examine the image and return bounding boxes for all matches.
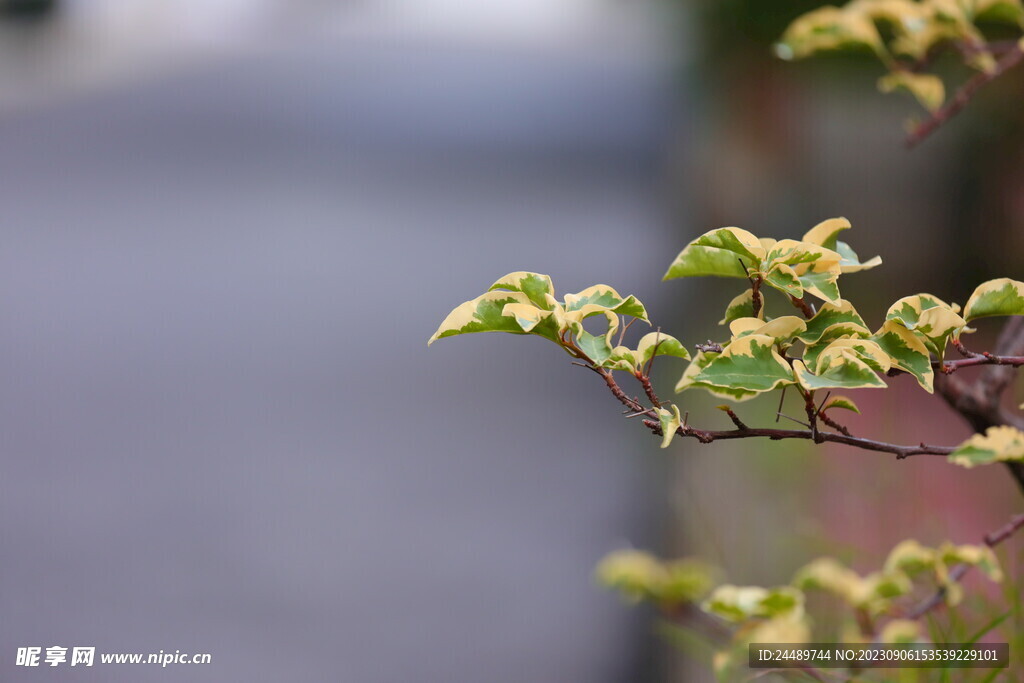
[739,258,763,317]
[939,353,1024,374]
[719,405,749,430]
[906,41,1024,148]
[789,295,816,319]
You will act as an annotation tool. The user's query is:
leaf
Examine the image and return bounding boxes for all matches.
[764,239,844,303]
[718,289,758,325]
[659,559,718,605]
[563,284,649,321]
[884,540,936,576]
[798,300,871,345]
[606,346,640,373]
[871,320,934,392]
[880,619,923,644]
[636,332,690,368]
[938,542,1003,582]
[823,395,860,413]
[429,291,555,345]
[691,334,795,397]
[728,316,807,344]
[794,356,887,391]
[802,217,882,273]
[776,6,886,60]
[664,227,764,280]
[594,550,665,603]
[802,216,851,251]
[975,0,1024,24]
[574,310,619,366]
[792,557,867,605]
[489,271,557,309]
[657,405,683,449]
[962,278,1024,322]
[676,350,762,402]
[878,71,945,112]
[701,585,803,623]
[764,262,804,298]
[815,338,892,374]
[948,425,1024,468]
[885,294,966,360]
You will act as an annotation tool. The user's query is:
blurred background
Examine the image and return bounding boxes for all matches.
[0,1,1021,681]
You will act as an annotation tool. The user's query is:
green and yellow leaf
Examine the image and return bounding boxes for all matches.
[702,585,803,623]
[664,227,764,280]
[718,289,759,325]
[563,284,649,321]
[948,424,1024,468]
[802,217,882,273]
[878,71,945,112]
[871,320,935,392]
[691,334,796,397]
[636,332,690,368]
[489,271,556,309]
[962,278,1024,322]
[676,351,762,402]
[798,300,871,345]
[729,316,807,344]
[429,291,554,345]
[657,404,683,449]
[822,394,861,413]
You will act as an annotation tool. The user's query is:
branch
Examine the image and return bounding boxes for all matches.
[935,317,1024,494]
[640,418,952,458]
[590,364,954,458]
[906,41,1024,148]
[905,512,1024,620]
[938,353,1024,374]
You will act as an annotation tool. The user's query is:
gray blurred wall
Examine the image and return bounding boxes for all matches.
[0,6,686,681]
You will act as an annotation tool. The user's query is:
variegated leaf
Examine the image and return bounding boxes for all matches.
[884,540,936,576]
[962,278,1024,322]
[798,301,871,345]
[702,585,803,623]
[938,542,1003,582]
[802,217,882,273]
[764,239,844,303]
[691,334,796,396]
[563,284,649,321]
[676,350,762,402]
[489,271,556,309]
[430,291,556,345]
[948,425,1024,468]
[871,320,934,392]
[822,395,860,413]
[793,356,887,391]
[878,71,945,112]
[718,289,758,325]
[885,294,966,359]
[729,316,807,344]
[664,227,764,280]
[636,332,690,368]
[776,6,886,60]
[657,404,683,449]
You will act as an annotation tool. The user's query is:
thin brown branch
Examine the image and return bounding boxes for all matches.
[718,405,749,430]
[905,512,1024,620]
[938,353,1024,374]
[906,41,1024,148]
[639,418,952,458]
[819,411,853,437]
[638,374,662,409]
[789,295,816,319]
